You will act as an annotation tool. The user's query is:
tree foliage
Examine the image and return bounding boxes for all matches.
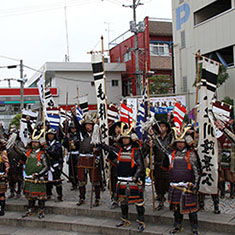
[149,75,172,95]
[9,113,21,129]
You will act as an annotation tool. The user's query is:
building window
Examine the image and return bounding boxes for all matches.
[181,30,186,49]
[182,76,188,92]
[194,0,231,25]
[150,43,170,56]
[204,45,234,67]
[123,51,131,62]
[91,81,95,86]
[112,80,119,87]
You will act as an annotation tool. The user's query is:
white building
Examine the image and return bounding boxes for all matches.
[172,0,235,110]
[27,62,126,108]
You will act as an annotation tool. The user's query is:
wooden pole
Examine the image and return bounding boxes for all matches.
[146,62,155,211]
[42,67,46,140]
[194,50,201,145]
[101,35,112,196]
[76,86,79,106]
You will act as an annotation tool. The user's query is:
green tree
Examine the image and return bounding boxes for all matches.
[149,75,172,95]
[9,113,21,129]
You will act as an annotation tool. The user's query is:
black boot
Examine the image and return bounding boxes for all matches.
[170,209,183,234]
[0,200,5,216]
[77,186,86,206]
[94,186,101,207]
[219,181,225,199]
[212,194,220,214]
[16,182,22,199]
[136,205,145,232]
[156,194,164,211]
[22,200,35,218]
[116,204,131,227]
[38,200,45,219]
[55,185,64,202]
[189,212,200,235]
[198,193,205,210]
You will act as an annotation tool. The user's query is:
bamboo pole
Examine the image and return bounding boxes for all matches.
[194,50,201,145]
[146,62,155,211]
[42,67,46,140]
[101,35,112,196]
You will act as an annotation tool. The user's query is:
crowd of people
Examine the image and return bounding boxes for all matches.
[0,107,234,235]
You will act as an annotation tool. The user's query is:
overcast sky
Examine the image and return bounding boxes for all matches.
[0,0,172,87]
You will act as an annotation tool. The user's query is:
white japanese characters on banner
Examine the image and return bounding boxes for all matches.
[91,54,109,145]
[20,109,38,147]
[198,57,219,194]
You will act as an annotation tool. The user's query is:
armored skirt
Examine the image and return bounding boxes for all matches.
[24,153,47,200]
[115,178,144,204]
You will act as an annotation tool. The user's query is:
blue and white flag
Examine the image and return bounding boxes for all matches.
[76,106,83,123]
[136,103,155,140]
[47,113,60,131]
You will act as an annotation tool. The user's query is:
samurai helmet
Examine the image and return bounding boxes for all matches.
[31,128,45,142]
[46,128,57,135]
[171,124,194,145]
[82,113,96,125]
[117,122,136,142]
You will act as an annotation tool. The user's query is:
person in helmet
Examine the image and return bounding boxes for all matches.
[45,128,63,201]
[167,129,201,235]
[0,139,9,216]
[6,127,24,199]
[100,123,145,232]
[71,107,102,207]
[148,113,173,211]
[15,130,49,219]
[63,122,80,190]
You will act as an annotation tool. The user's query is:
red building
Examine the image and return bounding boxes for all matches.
[110,17,173,96]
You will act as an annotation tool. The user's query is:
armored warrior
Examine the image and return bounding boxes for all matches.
[45,128,64,201]
[167,128,201,235]
[107,121,127,209]
[6,125,24,199]
[17,130,49,218]
[215,119,235,198]
[100,123,145,232]
[71,109,102,207]
[63,122,80,190]
[0,139,9,216]
[149,114,172,210]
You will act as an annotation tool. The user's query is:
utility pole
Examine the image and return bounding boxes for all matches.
[20,60,24,110]
[123,0,144,95]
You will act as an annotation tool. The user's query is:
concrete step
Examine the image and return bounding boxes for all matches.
[0,211,231,235]
[5,201,235,234]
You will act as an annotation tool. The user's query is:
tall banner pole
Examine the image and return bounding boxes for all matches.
[42,67,46,140]
[194,50,201,144]
[101,35,112,197]
[146,62,155,211]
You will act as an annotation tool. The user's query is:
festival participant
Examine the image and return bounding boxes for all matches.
[107,121,127,209]
[63,122,80,191]
[166,129,201,235]
[16,130,49,219]
[0,139,9,216]
[6,125,24,199]
[71,108,102,207]
[215,119,235,199]
[149,114,173,210]
[45,128,64,201]
[100,123,146,232]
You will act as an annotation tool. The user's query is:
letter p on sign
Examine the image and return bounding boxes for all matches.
[176,3,190,30]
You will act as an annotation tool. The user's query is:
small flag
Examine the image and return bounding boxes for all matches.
[79,95,89,115]
[47,113,60,131]
[120,103,134,125]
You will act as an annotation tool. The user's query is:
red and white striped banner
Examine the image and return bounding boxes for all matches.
[173,102,187,134]
[120,103,134,125]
